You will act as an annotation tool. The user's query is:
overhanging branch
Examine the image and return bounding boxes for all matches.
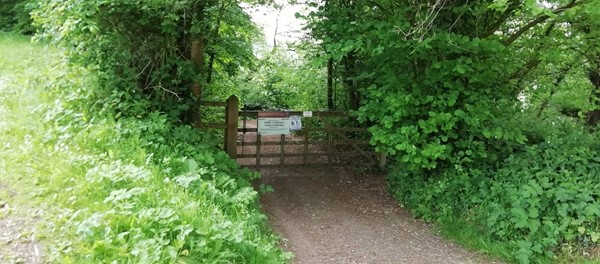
[508,22,556,80]
[502,0,581,46]
[481,1,522,38]
[509,57,541,80]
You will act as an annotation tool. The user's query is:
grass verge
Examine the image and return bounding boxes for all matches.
[436,218,515,263]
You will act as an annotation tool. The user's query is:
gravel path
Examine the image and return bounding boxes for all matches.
[258,166,499,264]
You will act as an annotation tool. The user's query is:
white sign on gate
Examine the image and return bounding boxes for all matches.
[290,115,302,131]
[258,112,290,135]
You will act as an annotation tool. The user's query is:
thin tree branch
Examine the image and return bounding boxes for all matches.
[206,0,231,84]
[154,85,182,100]
[273,6,282,48]
[508,21,558,80]
[369,0,393,16]
[481,0,522,38]
[509,58,541,80]
[502,0,581,46]
[537,65,572,118]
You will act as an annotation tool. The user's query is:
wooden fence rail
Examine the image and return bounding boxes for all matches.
[236,110,379,168]
[198,95,385,168]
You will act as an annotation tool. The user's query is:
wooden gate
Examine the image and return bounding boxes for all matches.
[199,95,385,169]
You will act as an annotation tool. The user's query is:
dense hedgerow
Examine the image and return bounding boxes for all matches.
[388,117,600,263]
[1,27,288,264]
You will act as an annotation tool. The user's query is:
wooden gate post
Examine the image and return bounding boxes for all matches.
[225,95,239,159]
[378,152,387,168]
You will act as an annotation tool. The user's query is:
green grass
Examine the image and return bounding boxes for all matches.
[0,33,289,263]
[436,218,516,263]
[0,32,56,196]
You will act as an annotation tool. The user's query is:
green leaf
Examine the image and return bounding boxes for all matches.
[511,207,529,228]
[592,232,600,242]
[453,64,466,74]
[185,158,198,173]
[528,208,539,218]
[413,156,422,164]
[584,204,600,217]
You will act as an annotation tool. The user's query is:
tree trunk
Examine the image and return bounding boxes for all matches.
[190,38,205,94]
[586,68,600,127]
[206,1,229,85]
[342,52,360,110]
[189,5,206,126]
[327,58,334,110]
[273,7,282,49]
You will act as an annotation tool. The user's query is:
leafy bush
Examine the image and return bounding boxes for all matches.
[388,118,600,263]
[39,111,289,263]
[39,53,289,264]
[358,33,528,174]
[0,29,289,263]
[387,164,490,222]
[0,0,36,34]
[478,126,600,263]
[32,0,258,122]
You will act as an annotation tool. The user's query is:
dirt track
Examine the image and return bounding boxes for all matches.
[258,166,497,264]
[0,182,42,264]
